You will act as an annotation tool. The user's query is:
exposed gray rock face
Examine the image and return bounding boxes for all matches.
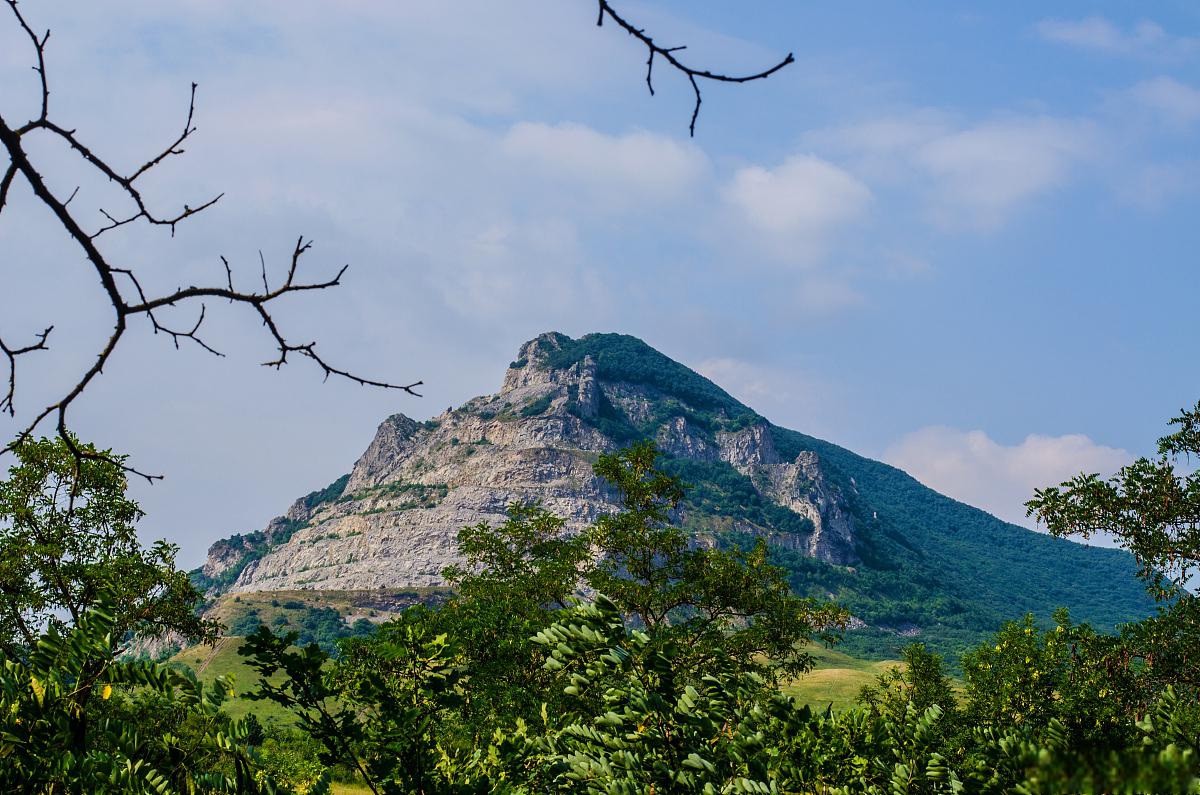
[345,414,424,492]
[656,417,717,462]
[715,424,858,565]
[203,333,859,594]
[202,537,256,581]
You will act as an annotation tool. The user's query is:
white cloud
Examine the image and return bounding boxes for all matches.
[817,114,1095,229]
[1127,76,1200,128]
[1035,17,1197,59]
[915,117,1095,228]
[884,427,1129,528]
[723,154,871,261]
[500,122,708,204]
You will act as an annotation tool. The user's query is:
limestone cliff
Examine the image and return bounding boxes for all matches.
[200,332,859,594]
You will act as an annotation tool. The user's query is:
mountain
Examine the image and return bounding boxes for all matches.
[195,332,1152,660]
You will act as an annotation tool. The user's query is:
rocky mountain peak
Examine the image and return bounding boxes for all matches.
[198,332,861,593]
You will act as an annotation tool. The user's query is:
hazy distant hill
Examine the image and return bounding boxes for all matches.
[195,332,1151,660]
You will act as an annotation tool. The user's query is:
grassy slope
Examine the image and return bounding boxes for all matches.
[783,644,900,712]
[168,637,293,724]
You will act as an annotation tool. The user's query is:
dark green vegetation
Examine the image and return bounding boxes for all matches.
[0,436,217,656]
[2,412,1200,792]
[768,424,1151,661]
[662,456,816,537]
[227,605,374,655]
[546,333,761,427]
[538,332,1153,663]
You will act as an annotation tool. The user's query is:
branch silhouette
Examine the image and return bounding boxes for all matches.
[0,0,421,481]
[596,1,794,135]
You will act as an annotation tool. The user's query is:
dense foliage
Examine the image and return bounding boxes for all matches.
[0,597,277,794]
[0,436,217,656]
[2,416,1197,792]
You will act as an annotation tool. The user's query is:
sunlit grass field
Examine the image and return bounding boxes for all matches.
[781,643,901,711]
[168,636,294,724]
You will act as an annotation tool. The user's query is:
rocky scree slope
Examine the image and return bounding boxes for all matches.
[196,332,1152,660]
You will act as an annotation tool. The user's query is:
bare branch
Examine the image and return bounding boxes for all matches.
[1,3,420,479]
[596,0,794,136]
[5,0,50,124]
[0,163,16,213]
[1,326,52,416]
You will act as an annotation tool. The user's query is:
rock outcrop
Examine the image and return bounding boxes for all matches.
[201,332,860,594]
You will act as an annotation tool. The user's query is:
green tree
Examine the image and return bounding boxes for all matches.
[961,609,1135,749]
[1027,400,1200,695]
[0,436,217,656]
[242,610,491,795]
[584,441,847,681]
[858,643,957,728]
[439,502,589,738]
[1028,400,1200,600]
[0,595,276,795]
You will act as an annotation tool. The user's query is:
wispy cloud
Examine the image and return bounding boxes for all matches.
[1035,16,1198,60]
[815,114,1096,229]
[500,122,708,205]
[1126,76,1200,128]
[915,117,1096,228]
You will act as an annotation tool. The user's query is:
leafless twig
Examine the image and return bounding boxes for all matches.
[0,0,421,481]
[596,1,794,136]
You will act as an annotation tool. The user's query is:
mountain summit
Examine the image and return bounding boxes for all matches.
[198,332,1151,657]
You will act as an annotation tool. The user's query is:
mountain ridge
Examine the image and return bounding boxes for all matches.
[195,331,1152,660]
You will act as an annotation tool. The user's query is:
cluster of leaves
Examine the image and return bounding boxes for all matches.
[0,436,218,656]
[0,597,282,794]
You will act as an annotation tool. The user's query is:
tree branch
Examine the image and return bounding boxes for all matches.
[596,1,794,136]
[0,326,52,417]
[1,1,420,481]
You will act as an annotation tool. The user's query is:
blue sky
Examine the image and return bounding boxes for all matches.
[1,2,1197,564]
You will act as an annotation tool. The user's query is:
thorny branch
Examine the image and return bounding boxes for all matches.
[0,0,421,481]
[596,1,794,136]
